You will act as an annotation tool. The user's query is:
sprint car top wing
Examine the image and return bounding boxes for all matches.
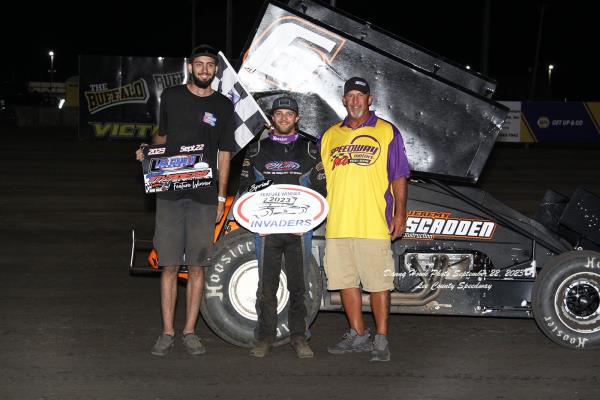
[239,0,509,183]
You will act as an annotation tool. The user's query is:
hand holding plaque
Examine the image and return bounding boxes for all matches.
[141,143,213,194]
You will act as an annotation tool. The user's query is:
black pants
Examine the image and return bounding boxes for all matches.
[255,233,309,342]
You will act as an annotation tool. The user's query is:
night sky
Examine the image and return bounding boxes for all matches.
[1,0,597,101]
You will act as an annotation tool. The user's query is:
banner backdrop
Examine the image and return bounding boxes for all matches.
[79,56,185,140]
[79,54,268,151]
[521,102,600,143]
[498,101,521,143]
[496,102,600,143]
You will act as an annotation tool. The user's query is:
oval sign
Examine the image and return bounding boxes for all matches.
[233,184,328,234]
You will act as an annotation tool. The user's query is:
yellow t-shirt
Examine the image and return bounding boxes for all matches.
[320,112,410,239]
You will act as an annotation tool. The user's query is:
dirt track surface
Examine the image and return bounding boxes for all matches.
[2,128,600,399]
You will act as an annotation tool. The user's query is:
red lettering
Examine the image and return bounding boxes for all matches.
[332,156,349,170]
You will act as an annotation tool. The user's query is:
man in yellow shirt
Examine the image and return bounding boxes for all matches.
[320,77,410,362]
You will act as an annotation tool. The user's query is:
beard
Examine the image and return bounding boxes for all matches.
[348,108,366,120]
[273,120,296,135]
[192,74,214,89]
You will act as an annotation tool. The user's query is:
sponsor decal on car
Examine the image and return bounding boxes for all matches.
[403,210,497,240]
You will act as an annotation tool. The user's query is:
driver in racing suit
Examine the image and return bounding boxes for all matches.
[239,96,326,358]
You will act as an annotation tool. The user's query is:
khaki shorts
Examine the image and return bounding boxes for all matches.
[323,238,395,292]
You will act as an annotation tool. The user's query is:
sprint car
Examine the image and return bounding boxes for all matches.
[131,180,600,350]
[130,0,600,350]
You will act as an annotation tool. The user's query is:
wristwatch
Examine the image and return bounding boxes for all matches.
[218,196,226,203]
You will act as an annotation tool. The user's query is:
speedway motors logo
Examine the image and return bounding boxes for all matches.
[329,135,380,170]
[85,79,150,114]
[404,210,497,240]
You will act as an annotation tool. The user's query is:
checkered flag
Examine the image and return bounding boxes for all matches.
[211,52,269,153]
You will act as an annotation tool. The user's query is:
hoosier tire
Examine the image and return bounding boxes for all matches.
[200,230,322,348]
[532,250,600,349]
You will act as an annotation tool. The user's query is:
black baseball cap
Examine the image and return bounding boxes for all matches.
[188,44,219,64]
[271,96,299,114]
[344,77,370,95]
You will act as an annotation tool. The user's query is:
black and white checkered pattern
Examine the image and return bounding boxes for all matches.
[211,52,269,153]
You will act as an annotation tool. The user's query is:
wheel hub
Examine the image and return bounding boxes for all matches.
[554,272,600,334]
[564,281,600,319]
[228,260,290,321]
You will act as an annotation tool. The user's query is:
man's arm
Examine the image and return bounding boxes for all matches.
[387,124,410,240]
[389,176,407,241]
[216,150,232,223]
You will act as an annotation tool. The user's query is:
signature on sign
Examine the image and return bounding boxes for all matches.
[254,196,309,218]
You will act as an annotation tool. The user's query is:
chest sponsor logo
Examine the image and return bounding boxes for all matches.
[403,210,497,240]
[329,135,381,170]
[265,161,300,171]
[203,112,217,127]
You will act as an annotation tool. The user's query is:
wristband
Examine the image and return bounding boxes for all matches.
[218,196,226,203]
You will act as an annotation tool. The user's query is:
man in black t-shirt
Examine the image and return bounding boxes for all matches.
[136,44,236,356]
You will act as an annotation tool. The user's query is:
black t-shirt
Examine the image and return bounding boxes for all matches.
[157,84,236,204]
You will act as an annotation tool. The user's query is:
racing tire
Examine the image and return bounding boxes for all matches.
[200,230,322,348]
[532,250,600,349]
